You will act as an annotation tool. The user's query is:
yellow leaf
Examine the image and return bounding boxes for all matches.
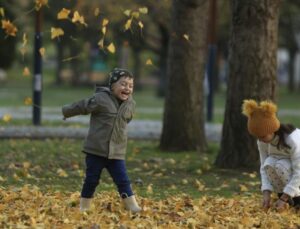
[72,11,87,27]
[23,162,31,169]
[39,47,45,57]
[2,114,12,122]
[124,10,131,17]
[145,59,153,65]
[170,184,177,190]
[132,12,140,19]
[51,27,64,39]
[183,34,189,41]
[24,97,32,105]
[35,0,48,10]
[0,8,5,17]
[239,184,248,192]
[1,20,17,36]
[0,176,5,181]
[177,211,185,216]
[147,184,153,194]
[57,8,70,20]
[124,19,132,31]
[22,33,27,46]
[57,168,68,177]
[107,43,115,53]
[23,67,31,76]
[102,18,109,26]
[13,173,20,181]
[94,7,100,16]
[20,34,28,56]
[196,169,202,175]
[182,179,188,184]
[195,179,205,191]
[98,38,104,49]
[138,21,144,29]
[139,7,148,14]
[102,26,106,35]
[30,217,37,227]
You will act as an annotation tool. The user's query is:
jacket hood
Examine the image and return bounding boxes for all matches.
[95,86,110,94]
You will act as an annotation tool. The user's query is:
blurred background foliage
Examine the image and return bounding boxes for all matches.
[1,0,300,123]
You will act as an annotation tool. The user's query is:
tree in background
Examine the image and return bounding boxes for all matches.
[0,0,17,69]
[160,0,209,152]
[279,1,300,92]
[215,0,281,168]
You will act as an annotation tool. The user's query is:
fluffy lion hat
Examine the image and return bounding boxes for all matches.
[242,99,280,137]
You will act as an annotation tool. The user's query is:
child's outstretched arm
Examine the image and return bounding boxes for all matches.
[62,96,100,119]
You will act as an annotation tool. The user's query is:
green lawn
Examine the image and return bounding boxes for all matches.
[0,139,260,199]
[1,66,300,125]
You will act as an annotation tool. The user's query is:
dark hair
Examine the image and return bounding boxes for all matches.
[274,123,296,149]
[108,68,133,88]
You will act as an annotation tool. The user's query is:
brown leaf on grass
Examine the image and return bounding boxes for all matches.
[2,114,12,122]
[24,97,32,105]
[1,186,300,228]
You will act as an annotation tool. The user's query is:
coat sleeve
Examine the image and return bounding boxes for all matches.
[283,132,300,197]
[127,99,136,123]
[62,96,102,118]
[258,141,274,192]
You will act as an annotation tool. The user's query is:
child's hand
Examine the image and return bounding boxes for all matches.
[262,190,271,210]
[262,198,271,210]
[274,199,288,212]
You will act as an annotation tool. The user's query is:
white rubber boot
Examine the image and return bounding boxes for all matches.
[123,195,142,213]
[80,197,92,212]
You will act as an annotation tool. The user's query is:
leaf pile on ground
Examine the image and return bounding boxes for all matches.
[1,185,300,228]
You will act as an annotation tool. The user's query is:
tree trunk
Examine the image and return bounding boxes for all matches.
[157,25,169,97]
[160,0,209,152]
[215,0,281,168]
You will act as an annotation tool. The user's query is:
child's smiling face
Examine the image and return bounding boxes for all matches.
[111,76,134,101]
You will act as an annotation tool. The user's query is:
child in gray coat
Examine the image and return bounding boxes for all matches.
[62,68,141,213]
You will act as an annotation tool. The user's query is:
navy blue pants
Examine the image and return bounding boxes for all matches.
[81,153,133,199]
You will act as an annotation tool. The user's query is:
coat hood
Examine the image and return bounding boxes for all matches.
[95,86,110,94]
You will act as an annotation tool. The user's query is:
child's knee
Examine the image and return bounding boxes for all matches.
[274,161,291,178]
[264,164,276,174]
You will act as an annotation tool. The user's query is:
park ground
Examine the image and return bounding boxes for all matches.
[1,69,300,227]
[1,139,300,228]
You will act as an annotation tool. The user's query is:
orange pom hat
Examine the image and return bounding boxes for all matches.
[242,99,280,137]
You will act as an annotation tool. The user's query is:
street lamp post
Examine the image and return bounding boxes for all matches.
[33,9,42,125]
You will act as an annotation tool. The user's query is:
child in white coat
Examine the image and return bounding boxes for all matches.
[242,100,300,212]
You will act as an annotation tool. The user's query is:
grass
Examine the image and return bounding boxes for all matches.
[0,139,261,199]
[2,66,300,125]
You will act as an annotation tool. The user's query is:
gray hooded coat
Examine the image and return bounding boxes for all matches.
[62,87,135,160]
